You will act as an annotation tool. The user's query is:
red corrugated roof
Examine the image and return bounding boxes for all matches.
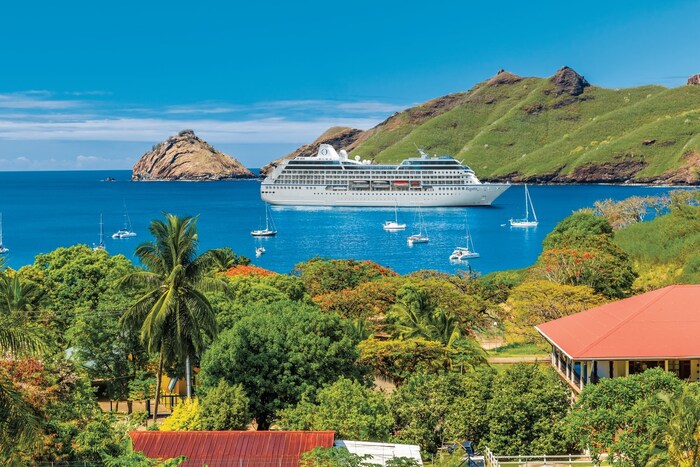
[536,285,700,360]
[130,430,335,466]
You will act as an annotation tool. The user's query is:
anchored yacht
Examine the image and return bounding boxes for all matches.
[260,145,509,207]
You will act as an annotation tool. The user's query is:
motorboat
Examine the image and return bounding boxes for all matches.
[510,184,539,227]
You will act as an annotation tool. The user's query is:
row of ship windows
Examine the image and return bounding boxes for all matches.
[282,170,464,175]
[261,186,476,192]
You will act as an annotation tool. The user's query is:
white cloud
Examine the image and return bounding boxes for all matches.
[0,92,409,148]
[0,92,82,110]
[0,117,382,143]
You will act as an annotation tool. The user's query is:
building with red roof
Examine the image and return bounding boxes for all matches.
[129,430,335,466]
[535,285,700,393]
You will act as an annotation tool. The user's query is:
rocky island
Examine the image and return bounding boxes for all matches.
[132,130,255,181]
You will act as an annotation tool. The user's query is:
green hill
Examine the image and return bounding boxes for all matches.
[269,67,700,184]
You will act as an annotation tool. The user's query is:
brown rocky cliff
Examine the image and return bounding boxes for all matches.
[688,74,700,85]
[259,127,363,176]
[132,130,254,181]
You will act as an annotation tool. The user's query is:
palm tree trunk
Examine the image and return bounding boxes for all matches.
[185,354,192,398]
[152,347,164,424]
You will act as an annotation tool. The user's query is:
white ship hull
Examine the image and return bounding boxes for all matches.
[261,183,509,206]
[261,144,510,207]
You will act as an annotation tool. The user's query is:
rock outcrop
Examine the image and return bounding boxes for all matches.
[259,127,363,176]
[487,69,523,86]
[688,74,700,86]
[550,66,590,96]
[132,130,254,181]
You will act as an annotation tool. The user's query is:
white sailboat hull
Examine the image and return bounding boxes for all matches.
[509,220,539,228]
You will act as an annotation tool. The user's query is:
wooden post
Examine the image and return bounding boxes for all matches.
[625,361,630,377]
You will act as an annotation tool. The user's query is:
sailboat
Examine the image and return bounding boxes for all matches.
[509,184,539,228]
[251,203,277,237]
[112,203,137,239]
[450,213,479,261]
[93,214,107,252]
[407,208,429,244]
[0,213,8,254]
[383,202,406,231]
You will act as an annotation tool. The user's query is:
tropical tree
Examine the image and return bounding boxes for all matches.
[206,247,250,272]
[276,377,393,441]
[121,214,224,423]
[0,314,44,461]
[0,272,42,315]
[199,300,364,429]
[647,386,700,467]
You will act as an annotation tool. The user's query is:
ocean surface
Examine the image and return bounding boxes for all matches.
[0,170,687,275]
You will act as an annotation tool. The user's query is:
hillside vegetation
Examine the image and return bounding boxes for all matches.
[271,67,700,184]
[615,202,700,289]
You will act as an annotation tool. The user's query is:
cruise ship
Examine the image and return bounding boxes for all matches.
[260,144,509,207]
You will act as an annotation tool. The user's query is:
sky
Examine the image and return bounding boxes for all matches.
[0,0,699,170]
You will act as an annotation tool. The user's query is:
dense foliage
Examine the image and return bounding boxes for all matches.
[565,369,684,466]
[199,300,364,429]
[276,377,392,441]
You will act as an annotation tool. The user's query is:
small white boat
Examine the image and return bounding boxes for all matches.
[93,214,107,252]
[509,184,539,227]
[383,203,406,231]
[450,213,479,261]
[0,213,8,254]
[251,203,277,237]
[407,208,429,245]
[255,246,266,256]
[113,203,137,239]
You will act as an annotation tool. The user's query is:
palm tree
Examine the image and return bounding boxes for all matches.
[0,273,42,315]
[121,214,223,424]
[647,387,700,467]
[394,285,485,369]
[207,247,249,272]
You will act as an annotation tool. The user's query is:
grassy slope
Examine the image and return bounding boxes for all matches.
[614,206,700,290]
[350,75,700,181]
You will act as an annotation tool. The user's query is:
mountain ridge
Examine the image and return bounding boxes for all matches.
[263,68,700,185]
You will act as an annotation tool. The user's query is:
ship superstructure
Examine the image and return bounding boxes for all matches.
[260,144,509,206]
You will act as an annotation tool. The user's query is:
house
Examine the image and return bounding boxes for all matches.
[535,285,700,394]
[129,430,335,466]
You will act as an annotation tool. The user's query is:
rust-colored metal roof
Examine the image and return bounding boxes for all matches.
[130,430,335,466]
[536,285,700,360]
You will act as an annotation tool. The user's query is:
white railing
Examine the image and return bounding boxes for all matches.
[483,451,608,466]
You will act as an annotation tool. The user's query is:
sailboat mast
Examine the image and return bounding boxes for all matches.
[99,214,104,244]
[0,213,3,246]
[528,186,538,222]
[524,185,530,220]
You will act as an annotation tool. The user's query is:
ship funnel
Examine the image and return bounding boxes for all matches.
[317,144,340,159]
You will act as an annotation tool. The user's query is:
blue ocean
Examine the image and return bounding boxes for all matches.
[0,170,683,275]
